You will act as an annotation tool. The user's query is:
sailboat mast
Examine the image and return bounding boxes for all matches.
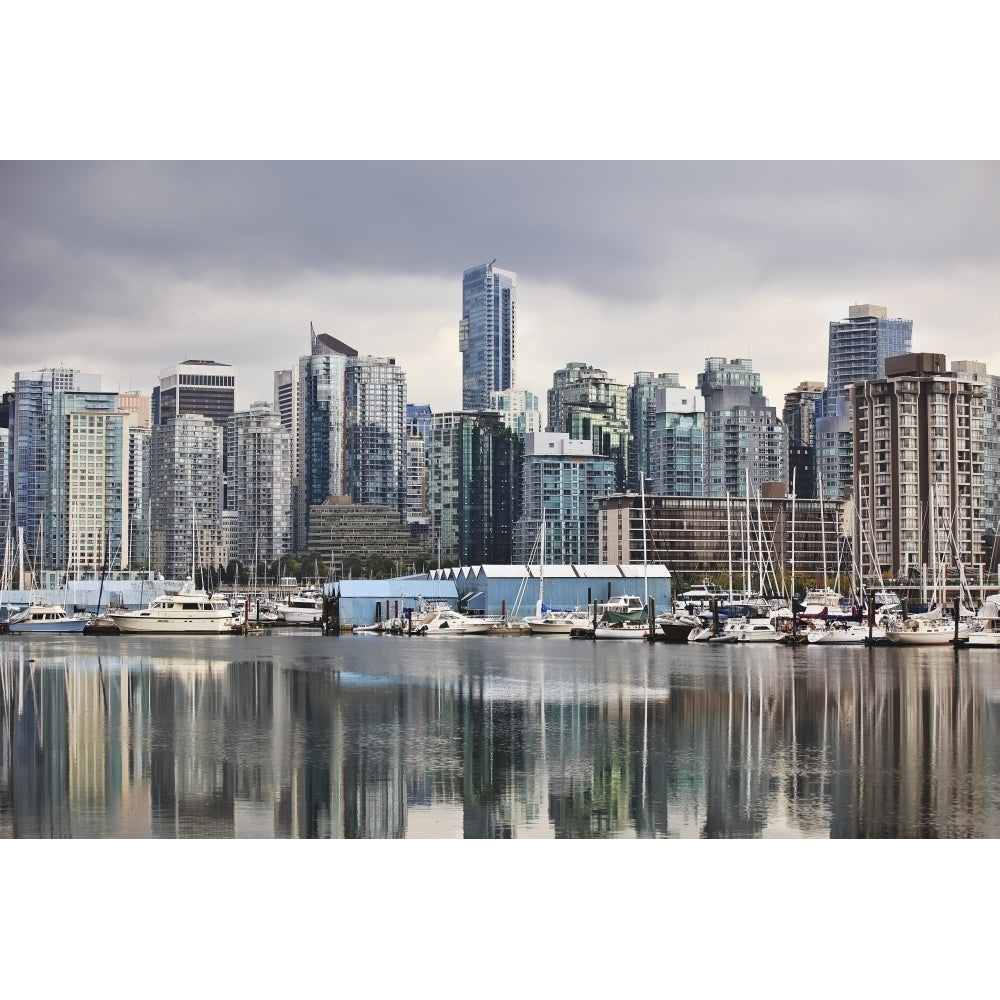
[640,475,648,609]
[726,492,733,602]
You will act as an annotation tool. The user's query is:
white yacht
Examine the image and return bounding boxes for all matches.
[275,587,324,625]
[108,580,237,634]
[6,602,89,634]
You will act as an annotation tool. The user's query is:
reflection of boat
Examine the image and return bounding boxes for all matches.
[275,588,324,625]
[7,602,89,634]
[108,580,236,634]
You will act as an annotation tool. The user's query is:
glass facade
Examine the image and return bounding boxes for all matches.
[459,262,516,412]
[818,305,913,500]
[226,402,293,566]
[13,367,101,563]
[150,414,224,579]
[345,355,407,513]
[46,391,128,575]
[697,358,787,497]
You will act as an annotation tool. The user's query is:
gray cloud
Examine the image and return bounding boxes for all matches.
[1,161,998,411]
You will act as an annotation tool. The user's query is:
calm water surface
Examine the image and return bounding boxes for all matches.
[2,630,999,838]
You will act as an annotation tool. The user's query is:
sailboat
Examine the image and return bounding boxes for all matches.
[5,527,89,634]
[521,511,591,635]
[594,478,650,640]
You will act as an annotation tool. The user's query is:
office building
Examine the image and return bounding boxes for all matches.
[156,359,236,426]
[513,432,616,564]
[599,492,845,593]
[459,262,516,412]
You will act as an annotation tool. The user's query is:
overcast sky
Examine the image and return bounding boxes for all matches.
[2,161,998,417]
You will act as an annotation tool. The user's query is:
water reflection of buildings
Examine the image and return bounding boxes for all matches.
[2,643,1000,838]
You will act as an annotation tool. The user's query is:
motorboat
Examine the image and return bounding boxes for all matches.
[524,608,594,635]
[107,579,237,634]
[275,587,324,625]
[412,600,495,635]
[6,602,89,634]
[959,597,1000,648]
[655,611,702,642]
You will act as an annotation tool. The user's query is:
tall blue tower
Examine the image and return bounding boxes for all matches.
[459,261,516,412]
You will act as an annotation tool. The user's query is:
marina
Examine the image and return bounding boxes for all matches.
[2,629,1000,838]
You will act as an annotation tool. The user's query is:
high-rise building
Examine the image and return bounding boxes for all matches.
[117,391,151,428]
[783,381,825,499]
[488,388,543,440]
[45,390,129,575]
[459,262,516,412]
[629,372,681,491]
[156,359,236,426]
[345,354,407,512]
[648,386,706,496]
[405,405,432,532]
[295,327,357,549]
[0,391,12,568]
[226,402,293,568]
[547,361,606,433]
[12,367,102,561]
[850,353,984,589]
[127,424,152,570]
[697,357,787,497]
[560,370,631,491]
[274,368,297,497]
[427,411,521,564]
[513,432,616,564]
[817,304,912,500]
[150,413,224,579]
[950,360,1000,572]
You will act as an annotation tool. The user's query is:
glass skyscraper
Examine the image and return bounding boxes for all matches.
[345,354,407,513]
[459,262,516,412]
[817,304,912,500]
[12,367,101,563]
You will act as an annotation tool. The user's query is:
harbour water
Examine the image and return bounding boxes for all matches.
[2,629,1000,838]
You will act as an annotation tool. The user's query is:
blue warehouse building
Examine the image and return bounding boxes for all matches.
[331,565,671,629]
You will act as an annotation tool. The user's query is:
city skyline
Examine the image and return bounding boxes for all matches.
[2,162,998,416]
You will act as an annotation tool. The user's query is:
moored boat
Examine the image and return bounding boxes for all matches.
[7,602,89,634]
[107,579,237,634]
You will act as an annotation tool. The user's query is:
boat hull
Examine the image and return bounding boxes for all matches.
[8,618,88,634]
[108,613,236,635]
